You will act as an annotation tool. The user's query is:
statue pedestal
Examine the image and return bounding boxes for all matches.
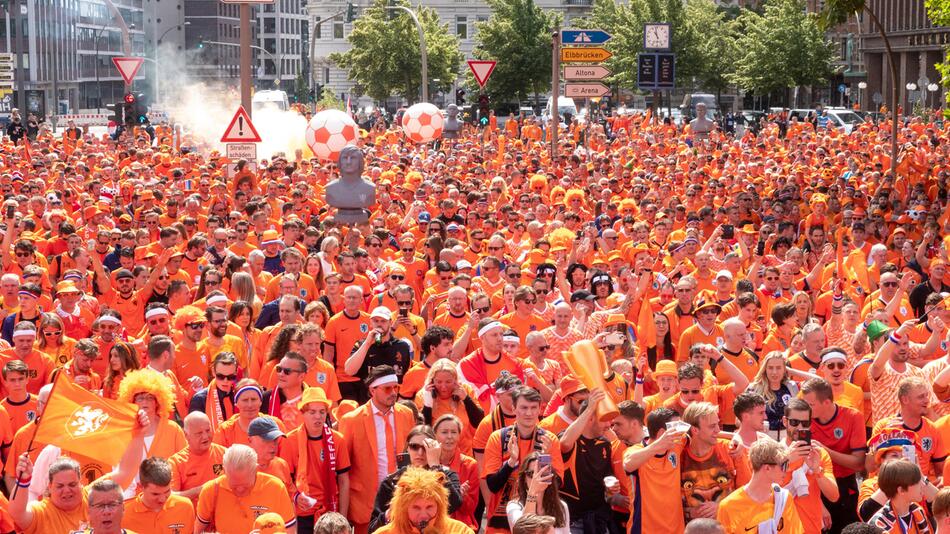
[335,208,370,225]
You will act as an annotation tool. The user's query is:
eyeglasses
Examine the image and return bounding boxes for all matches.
[536,345,550,352]
[786,418,812,428]
[407,443,426,452]
[401,248,414,253]
[43,330,62,337]
[14,252,30,258]
[97,241,110,246]
[881,281,898,288]
[523,299,537,305]
[205,279,221,285]
[475,306,490,314]
[369,243,382,248]
[680,388,701,395]
[390,275,405,281]
[824,362,846,371]
[507,272,521,278]
[215,373,237,381]
[90,501,123,511]
[396,300,412,307]
[186,322,206,330]
[276,366,304,375]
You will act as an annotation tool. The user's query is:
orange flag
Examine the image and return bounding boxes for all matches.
[636,296,656,352]
[35,373,138,467]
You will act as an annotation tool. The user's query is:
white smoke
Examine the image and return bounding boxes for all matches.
[154,41,309,160]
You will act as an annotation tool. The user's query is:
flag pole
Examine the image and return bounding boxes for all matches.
[11,372,64,499]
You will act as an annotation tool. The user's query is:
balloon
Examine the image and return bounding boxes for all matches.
[401,102,444,143]
[305,109,359,162]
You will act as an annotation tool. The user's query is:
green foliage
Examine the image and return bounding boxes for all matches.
[330,0,462,103]
[294,72,309,104]
[317,90,345,111]
[926,0,950,107]
[729,0,836,95]
[470,0,562,102]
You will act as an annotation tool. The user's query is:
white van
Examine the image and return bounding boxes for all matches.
[789,108,864,133]
[252,90,289,113]
[545,96,578,121]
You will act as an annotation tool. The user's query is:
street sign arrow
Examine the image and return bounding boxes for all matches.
[220,106,262,143]
[560,47,612,63]
[467,60,497,89]
[563,65,611,81]
[112,57,144,86]
[564,83,611,98]
[561,29,612,45]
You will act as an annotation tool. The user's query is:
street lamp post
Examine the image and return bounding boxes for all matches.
[386,5,427,103]
[94,26,109,113]
[906,82,917,113]
[156,22,190,105]
[928,83,940,111]
[858,81,867,110]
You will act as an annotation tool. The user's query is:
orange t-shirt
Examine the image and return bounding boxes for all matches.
[195,472,295,533]
[168,443,227,500]
[323,310,371,383]
[122,493,195,534]
[279,427,352,517]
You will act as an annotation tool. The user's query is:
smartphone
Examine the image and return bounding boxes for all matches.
[5,205,13,219]
[537,454,551,471]
[399,308,408,317]
[798,429,811,444]
[721,225,734,240]
[396,452,411,469]
[756,240,766,256]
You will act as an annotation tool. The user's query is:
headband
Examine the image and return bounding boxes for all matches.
[369,374,398,388]
[234,385,263,401]
[98,315,122,325]
[12,329,35,339]
[478,321,504,338]
[145,308,170,319]
[502,335,520,344]
[17,290,37,299]
[63,272,83,282]
[820,351,848,364]
[205,294,227,306]
[592,275,611,285]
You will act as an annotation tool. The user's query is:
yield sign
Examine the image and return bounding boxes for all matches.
[467,60,497,89]
[112,57,144,85]
[220,106,262,143]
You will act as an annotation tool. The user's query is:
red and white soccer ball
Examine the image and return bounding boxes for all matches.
[401,103,444,143]
[305,109,359,162]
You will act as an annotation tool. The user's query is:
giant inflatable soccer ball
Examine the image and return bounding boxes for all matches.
[401,103,444,143]
[305,109,359,161]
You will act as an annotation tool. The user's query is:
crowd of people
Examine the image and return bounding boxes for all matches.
[0,102,945,534]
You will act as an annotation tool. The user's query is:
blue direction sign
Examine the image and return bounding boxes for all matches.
[561,29,612,45]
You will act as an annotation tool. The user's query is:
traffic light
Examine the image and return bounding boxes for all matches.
[455,88,465,105]
[314,84,323,102]
[123,93,136,126]
[345,2,357,23]
[133,92,148,124]
[478,93,489,123]
[105,102,123,125]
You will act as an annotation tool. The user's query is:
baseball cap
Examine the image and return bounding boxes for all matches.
[114,269,134,280]
[370,306,392,320]
[418,212,431,223]
[248,417,285,441]
[715,270,733,281]
[570,290,596,303]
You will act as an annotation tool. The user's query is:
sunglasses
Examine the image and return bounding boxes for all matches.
[786,418,812,428]
[215,373,237,381]
[43,330,62,336]
[390,275,405,281]
[537,345,550,352]
[475,306,490,314]
[276,366,304,375]
[186,322,206,330]
[396,300,412,307]
[881,281,898,288]
[401,248,414,253]
[407,443,425,452]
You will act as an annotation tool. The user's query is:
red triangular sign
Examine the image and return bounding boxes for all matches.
[220,106,262,143]
[112,57,144,85]
[468,60,497,89]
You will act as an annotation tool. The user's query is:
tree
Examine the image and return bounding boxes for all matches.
[294,72,309,104]
[317,90,345,111]
[579,0,643,90]
[330,0,462,103]
[682,0,739,104]
[820,0,897,177]
[470,0,561,103]
[926,0,950,113]
[730,0,835,101]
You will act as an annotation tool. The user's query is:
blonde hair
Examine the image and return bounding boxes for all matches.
[390,467,449,533]
[747,351,792,405]
[223,443,258,473]
[682,401,718,428]
[425,358,459,386]
[749,439,787,471]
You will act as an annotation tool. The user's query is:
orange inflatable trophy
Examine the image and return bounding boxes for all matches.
[564,340,619,422]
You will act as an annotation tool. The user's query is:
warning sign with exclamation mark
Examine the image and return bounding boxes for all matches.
[221,106,263,143]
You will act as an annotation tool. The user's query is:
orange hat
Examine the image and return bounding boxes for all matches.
[55,281,80,294]
[558,375,588,398]
[139,191,154,201]
[603,314,633,329]
[173,305,205,330]
[261,230,282,246]
[297,387,332,410]
[654,360,677,378]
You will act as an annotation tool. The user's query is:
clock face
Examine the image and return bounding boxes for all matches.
[645,24,670,50]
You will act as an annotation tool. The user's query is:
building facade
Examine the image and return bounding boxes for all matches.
[307,0,593,105]
[184,1,260,84]
[859,0,947,111]
[258,0,309,91]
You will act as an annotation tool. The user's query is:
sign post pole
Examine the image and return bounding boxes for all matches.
[239,3,252,117]
[551,29,559,161]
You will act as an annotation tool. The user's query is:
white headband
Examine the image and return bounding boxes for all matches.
[821,351,848,364]
[98,315,122,325]
[369,374,398,388]
[206,294,227,306]
[12,329,35,339]
[502,335,520,344]
[478,321,504,338]
[145,308,170,320]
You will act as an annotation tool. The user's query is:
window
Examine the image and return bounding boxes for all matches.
[333,20,343,39]
[456,15,467,39]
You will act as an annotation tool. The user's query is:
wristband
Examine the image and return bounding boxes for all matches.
[15,477,30,488]
[889,333,902,345]
[635,378,644,385]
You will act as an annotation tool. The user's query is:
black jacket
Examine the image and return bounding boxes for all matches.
[368,465,463,533]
